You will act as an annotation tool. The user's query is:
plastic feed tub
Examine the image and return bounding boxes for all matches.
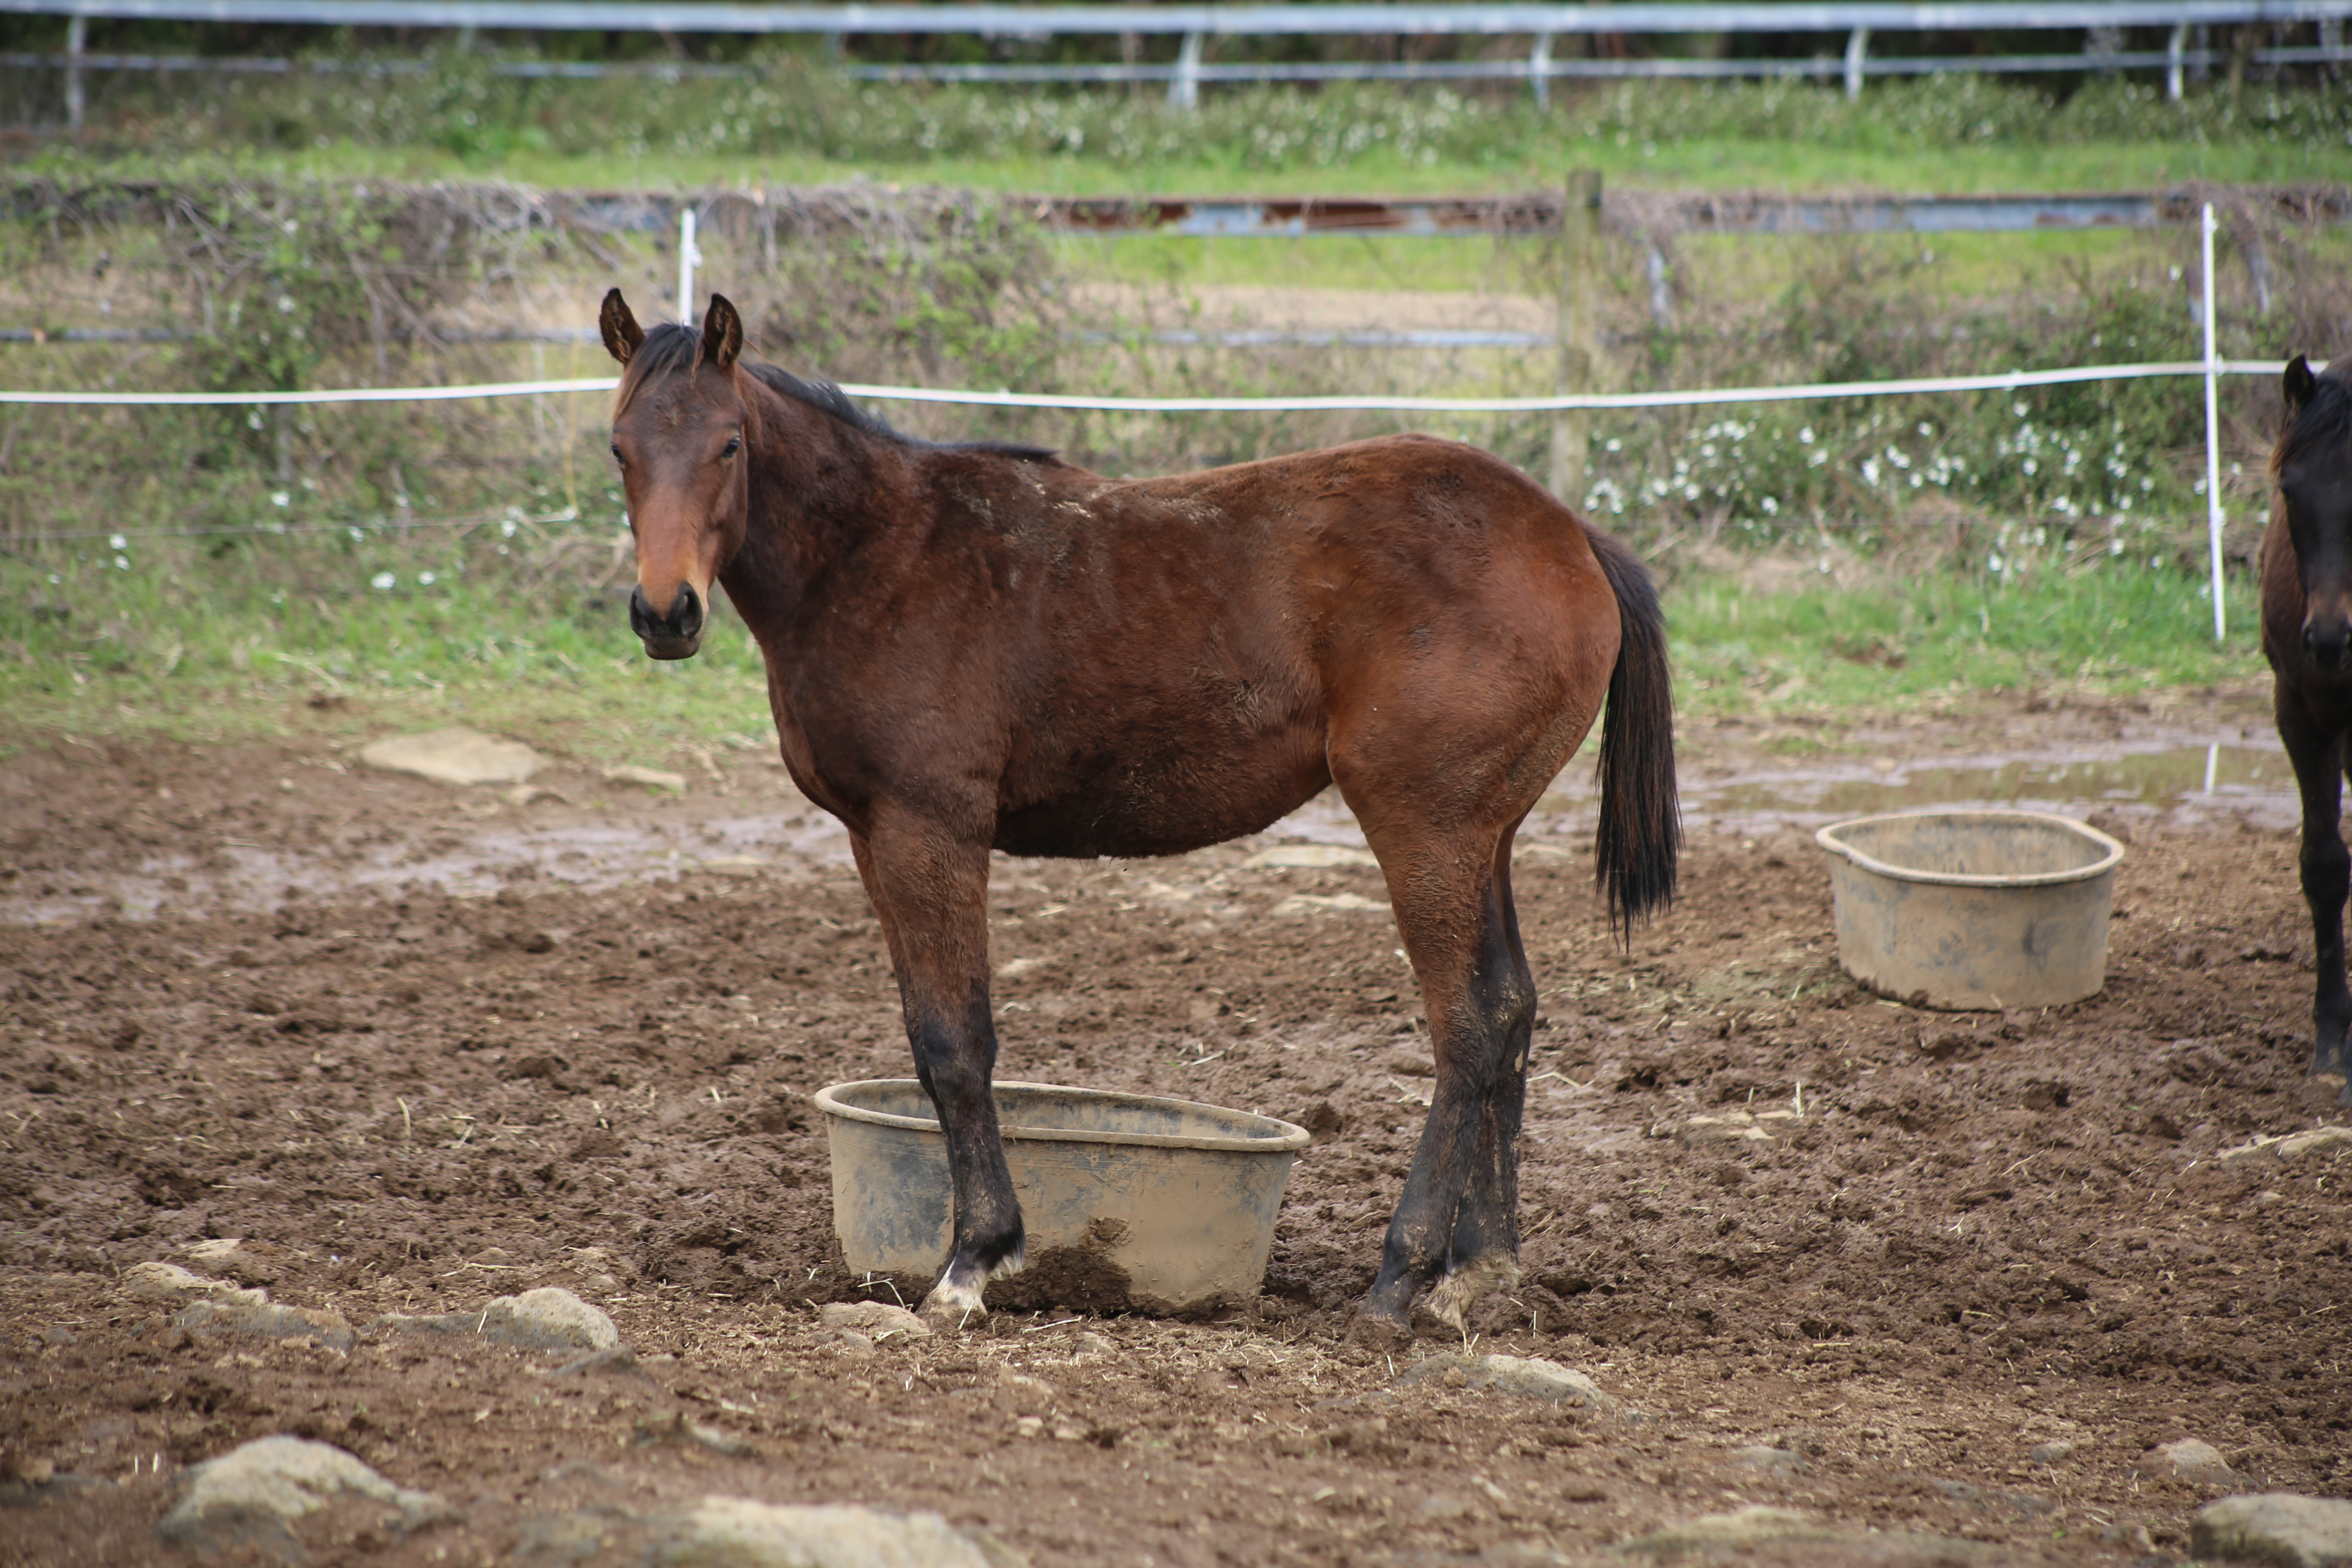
[1815,810,2125,1010]
[815,1080,1310,1315]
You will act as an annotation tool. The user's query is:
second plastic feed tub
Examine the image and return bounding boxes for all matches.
[815,1080,1309,1315]
[1815,809,2125,1010]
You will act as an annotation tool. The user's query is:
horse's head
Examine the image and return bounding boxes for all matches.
[600,289,752,661]
[2280,355,2352,672]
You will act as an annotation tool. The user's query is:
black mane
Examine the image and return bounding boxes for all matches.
[2282,360,2352,473]
[628,321,1057,464]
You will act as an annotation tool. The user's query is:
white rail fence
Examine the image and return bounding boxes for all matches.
[3,0,2350,124]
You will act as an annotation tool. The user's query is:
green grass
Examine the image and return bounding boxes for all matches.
[0,539,2265,761]
[1670,557,2262,720]
[14,68,2343,195]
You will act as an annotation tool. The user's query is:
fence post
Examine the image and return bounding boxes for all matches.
[1549,170,1602,507]
[1529,32,1552,109]
[1169,30,1203,110]
[2201,203,2225,643]
[677,208,701,327]
[64,13,85,131]
[1843,27,1869,99]
[2166,23,2188,99]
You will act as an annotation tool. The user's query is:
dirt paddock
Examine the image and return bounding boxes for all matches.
[0,690,2346,1567]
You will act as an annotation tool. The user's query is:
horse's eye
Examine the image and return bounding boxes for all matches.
[721,436,742,459]
[610,443,624,466]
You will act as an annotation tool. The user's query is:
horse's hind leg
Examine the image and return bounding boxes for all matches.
[2278,695,2352,1093]
[1421,826,1540,1331]
[848,824,1023,1316]
[1344,786,1544,1326]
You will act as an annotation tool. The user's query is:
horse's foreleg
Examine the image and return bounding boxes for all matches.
[2279,698,2352,1089]
[1361,844,1534,1327]
[849,826,1021,1317]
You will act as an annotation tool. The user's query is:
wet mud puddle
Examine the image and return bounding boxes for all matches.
[0,730,2292,924]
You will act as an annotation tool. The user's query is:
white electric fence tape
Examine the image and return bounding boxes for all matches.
[0,359,2314,411]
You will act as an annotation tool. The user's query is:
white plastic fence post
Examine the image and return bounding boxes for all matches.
[2201,203,2226,644]
[1844,28,1869,99]
[677,208,699,327]
[64,13,85,131]
[1530,32,1552,109]
[2167,22,2188,99]
[1169,30,1203,110]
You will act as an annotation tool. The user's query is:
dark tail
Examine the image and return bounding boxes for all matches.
[1583,521,1680,939]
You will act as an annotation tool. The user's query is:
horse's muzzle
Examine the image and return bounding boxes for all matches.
[2304,613,2352,672]
[631,582,705,660]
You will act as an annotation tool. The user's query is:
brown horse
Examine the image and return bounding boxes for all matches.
[2264,354,2352,1107]
[599,290,1679,1325]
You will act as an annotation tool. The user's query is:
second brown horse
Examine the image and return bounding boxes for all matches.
[600,291,1679,1326]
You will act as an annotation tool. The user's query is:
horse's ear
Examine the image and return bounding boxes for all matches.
[702,294,744,372]
[600,289,644,366]
[2285,354,2318,414]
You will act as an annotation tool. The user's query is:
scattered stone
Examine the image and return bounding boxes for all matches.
[604,764,686,793]
[2218,1127,2352,1165]
[701,855,770,875]
[645,1496,1020,1568]
[1415,1491,1477,1521]
[382,1287,619,1354]
[545,1345,644,1380]
[1933,1478,2055,1518]
[1269,891,1387,917]
[827,1330,877,1359]
[156,1436,452,1562]
[1678,1111,1775,1145]
[2193,1493,2352,1567]
[817,1301,931,1340]
[1,1463,111,1508]
[1070,1332,1116,1359]
[122,1261,241,1303]
[1395,1352,1613,1408]
[2142,1437,2239,1487]
[1725,1445,1806,1474]
[183,1237,283,1286]
[1243,844,1377,869]
[2028,1440,2077,1466]
[177,1298,354,1353]
[358,727,543,787]
[1621,1507,1831,1557]
[635,1413,759,1461]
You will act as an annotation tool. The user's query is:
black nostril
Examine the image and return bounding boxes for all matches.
[673,583,703,635]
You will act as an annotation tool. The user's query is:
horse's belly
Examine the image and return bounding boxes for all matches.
[993,745,1328,860]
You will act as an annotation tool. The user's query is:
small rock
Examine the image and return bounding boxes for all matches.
[1395,1352,1613,1408]
[383,1287,618,1354]
[1725,1446,1806,1474]
[1621,1506,1829,1557]
[2278,1127,2352,1162]
[177,1298,354,1353]
[2028,1440,2077,1466]
[604,764,686,793]
[830,1330,876,1359]
[1679,1111,1775,1146]
[2193,1493,2352,1567]
[1242,844,1378,869]
[545,1346,644,1380]
[156,1436,452,1562]
[359,727,543,788]
[1269,891,1387,917]
[2143,1437,2238,1487]
[183,1237,282,1286]
[1070,1332,1115,1359]
[41,1326,76,1346]
[123,1262,237,1302]
[817,1301,931,1340]
[1416,1491,1477,1521]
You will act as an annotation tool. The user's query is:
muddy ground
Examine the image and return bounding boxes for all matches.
[0,686,2347,1567]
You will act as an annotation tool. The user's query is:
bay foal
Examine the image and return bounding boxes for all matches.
[599,291,1679,1324]
[2264,354,2352,1105]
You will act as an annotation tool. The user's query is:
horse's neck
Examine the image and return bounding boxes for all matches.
[722,381,908,632]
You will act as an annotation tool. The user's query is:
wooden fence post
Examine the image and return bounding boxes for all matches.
[1549,169,1602,506]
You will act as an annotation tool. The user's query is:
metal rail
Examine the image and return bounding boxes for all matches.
[5,0,2349,122]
